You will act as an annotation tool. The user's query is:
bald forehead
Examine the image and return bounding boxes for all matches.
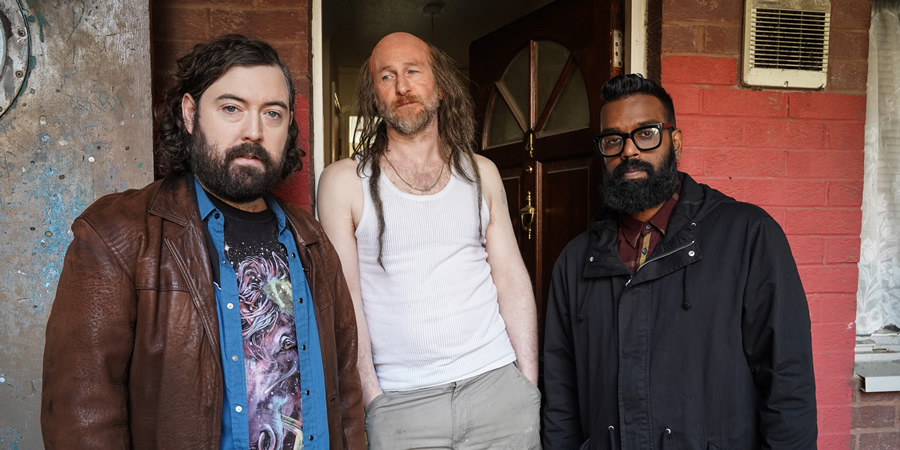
[369,32,431,74]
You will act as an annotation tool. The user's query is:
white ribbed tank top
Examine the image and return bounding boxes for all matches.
[355,158,515,391]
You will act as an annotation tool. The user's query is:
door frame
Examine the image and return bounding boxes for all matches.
[309,1,649,204]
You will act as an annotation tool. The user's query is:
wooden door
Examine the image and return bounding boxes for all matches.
[470,0,621,347]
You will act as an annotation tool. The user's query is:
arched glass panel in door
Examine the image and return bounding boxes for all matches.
[483,39,589,150]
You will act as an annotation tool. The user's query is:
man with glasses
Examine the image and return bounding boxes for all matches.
[542,74,817,449]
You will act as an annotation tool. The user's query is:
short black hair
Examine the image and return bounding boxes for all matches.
[600,73,676,125]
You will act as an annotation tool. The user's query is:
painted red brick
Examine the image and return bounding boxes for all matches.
[260,0,310,7]
[830,30,869,61]
[820,405,853,436]
[662,56,737,86]
[816,371,857,404]
[720,178,827,207]
[701,89,786,118]
[826,237,861,264]
[209,9,307,42]
[661,23,699,52]
[785,208,862,235]
[677,150,704,175]
[826,122,866,150]
[272,95,311,211]
[829,60,869,92]
[813,293,858,324]
[798,264,859,294]
[788,93,866,121]
[827,181,863,207]
[668,87,701,115]
[272,42,310,75]
[786,151,864,180]
[788,235,825,265]
[678,118,744,148]
[832,0,872,30]
[661,0,742,22]
[702,149,786,177]
[818,433,853,450]
[813,348,856,378]
[743,120,826,149]
[703,24,741,55]
[856,432,900,449]
[152,7,210,41]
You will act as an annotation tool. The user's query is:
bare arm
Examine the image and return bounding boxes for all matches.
[317,158,384,407]
[477,155,539,385]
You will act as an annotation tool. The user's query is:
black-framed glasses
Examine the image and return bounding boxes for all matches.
[593,123,676,157]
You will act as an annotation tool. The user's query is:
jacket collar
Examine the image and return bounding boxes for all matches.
[584,173,730,280]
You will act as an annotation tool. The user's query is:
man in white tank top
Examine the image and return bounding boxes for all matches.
[318,32,540,449]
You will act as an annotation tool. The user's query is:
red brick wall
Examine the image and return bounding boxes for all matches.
[151,0,312,210]
[660,1,871,448]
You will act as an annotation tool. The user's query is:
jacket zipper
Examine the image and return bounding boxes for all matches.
[625,240,695,287]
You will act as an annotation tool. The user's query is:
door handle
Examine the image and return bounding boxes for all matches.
[519,191,536,240]
[524,129,534,159]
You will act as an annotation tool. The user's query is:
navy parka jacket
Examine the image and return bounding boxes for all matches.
[543,173,817,450]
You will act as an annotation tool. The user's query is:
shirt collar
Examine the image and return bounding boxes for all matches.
[617,178,682,247]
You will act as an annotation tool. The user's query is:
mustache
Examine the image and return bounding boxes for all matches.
[392,95,423,109]
[611,157,655,180]
[225,143,271,165]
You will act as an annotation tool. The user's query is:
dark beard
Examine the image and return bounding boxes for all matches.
[189,122,287,204]
[602,146,679,216]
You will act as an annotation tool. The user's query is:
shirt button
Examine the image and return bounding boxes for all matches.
[235,406,242,413]
[308,435,314,441]
[644,224,652,230]
[688,250,696,257]
[298,298,303,304]
[589,256,594,262]
[641,248,648,254]
[301,345,306,351]
[227,303,234,310]
[292,253,296,258]
[214,213,220,219]
[222,260,227,265]
[232,355,238,361]
[306,390,310,396]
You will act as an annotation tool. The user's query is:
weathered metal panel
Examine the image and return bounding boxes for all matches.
[0,0,152,448]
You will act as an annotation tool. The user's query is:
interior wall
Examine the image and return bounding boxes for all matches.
[0,0,153,447]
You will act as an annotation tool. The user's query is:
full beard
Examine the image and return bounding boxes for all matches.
[189,122,287,204]
[602,145,679,216]
[377,92,440,136]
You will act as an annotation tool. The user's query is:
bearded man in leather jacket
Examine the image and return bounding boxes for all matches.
[542,74,817,449]
[41,35,365,449]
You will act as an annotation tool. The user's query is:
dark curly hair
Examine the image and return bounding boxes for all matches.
[600,73,676,126]
[155,34,303,178]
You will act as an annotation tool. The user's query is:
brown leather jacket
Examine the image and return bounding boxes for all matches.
[41,174,365,449]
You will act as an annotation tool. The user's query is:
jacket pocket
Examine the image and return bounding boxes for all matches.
[579,438,591,450]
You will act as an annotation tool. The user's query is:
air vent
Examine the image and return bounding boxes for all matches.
[742,0,831,89]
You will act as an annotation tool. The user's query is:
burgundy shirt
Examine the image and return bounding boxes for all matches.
[617,180,682,273]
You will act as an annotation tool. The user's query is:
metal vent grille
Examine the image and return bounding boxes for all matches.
[742,0,831,89]
[749,8,830,72]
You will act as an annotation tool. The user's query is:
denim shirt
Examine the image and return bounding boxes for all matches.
[194,178,329,450]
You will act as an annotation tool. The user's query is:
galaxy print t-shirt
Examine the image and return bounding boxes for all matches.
[213,196,304,450]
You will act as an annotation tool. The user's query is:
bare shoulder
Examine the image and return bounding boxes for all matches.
[471,154,505,202]
[317,158,363,222]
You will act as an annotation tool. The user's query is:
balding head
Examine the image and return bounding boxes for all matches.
[369,32,432,78]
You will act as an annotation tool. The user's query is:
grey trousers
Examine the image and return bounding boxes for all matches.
[364,362,542,450]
